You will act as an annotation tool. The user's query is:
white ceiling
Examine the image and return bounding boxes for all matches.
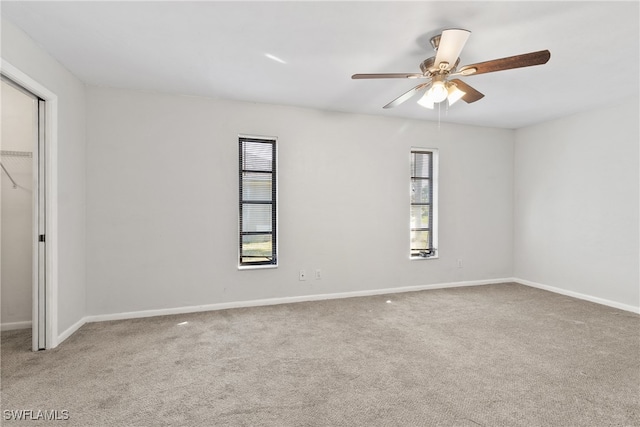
[2,1,639,129]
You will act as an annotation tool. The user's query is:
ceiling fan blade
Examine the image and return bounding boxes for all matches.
[449,79,484,103]
[352,73,425,79]
[383,82,431,109]
[457,50,551,76]
[434,28,471,71]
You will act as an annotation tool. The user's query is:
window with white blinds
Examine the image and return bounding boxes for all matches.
[410,149,438,258]
[239,137,277,267]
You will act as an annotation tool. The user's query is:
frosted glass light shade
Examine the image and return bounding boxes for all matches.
[447,84,466,106]
[417,91,435,109]
[430,81,448,103]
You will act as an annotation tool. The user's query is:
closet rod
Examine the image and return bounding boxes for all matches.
[1,162,18,189]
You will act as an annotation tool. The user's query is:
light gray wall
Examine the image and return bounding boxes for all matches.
[1,164,33,326]
[1,167,33,325]
[86,86,514,315]
[1,18,87,335]
[514,96,640,309]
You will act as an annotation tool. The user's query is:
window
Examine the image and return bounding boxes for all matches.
[410,149,438,258]
[239,136,277,267]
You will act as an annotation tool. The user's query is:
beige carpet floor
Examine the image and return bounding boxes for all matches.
[1,283,639,426]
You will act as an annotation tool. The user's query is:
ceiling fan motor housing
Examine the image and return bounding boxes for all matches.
[420,57,460,76]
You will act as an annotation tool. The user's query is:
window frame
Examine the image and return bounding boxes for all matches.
[410,148,439,260]
[238,135,278,269]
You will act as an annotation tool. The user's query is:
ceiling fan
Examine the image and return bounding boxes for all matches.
[352,29,550,110]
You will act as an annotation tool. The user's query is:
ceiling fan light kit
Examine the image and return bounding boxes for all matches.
[416,75,467,109]
[352,28,550,112]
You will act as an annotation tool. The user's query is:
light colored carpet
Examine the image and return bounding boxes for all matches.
[2,283,639,426]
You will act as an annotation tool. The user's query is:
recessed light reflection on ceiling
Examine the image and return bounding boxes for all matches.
[386,300,392,304]
[265,53,287,64]
[177,321,189,326]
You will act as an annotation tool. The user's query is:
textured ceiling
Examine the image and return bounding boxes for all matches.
[2,1,639,129]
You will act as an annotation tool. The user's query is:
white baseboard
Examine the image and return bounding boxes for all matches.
[513,277,640,314]
[1,320,32,331]
[52,277,639,347]
[85,277,514,324]
[57,316,86,344]
[56,277,640,346]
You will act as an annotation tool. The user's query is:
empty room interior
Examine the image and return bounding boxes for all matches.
[1,1,638,426]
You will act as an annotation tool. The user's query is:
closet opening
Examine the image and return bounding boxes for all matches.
[1,74,47,351]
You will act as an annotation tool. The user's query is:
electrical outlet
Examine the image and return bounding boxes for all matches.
[457,259,463,269]
[315,269,321,280]
[299,270,306,281]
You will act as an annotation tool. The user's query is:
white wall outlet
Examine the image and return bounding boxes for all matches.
[315,269,321,280]
[457,259,463,269]
[299,270,306,281]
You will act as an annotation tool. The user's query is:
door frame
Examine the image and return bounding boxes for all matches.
[1,59,58,350]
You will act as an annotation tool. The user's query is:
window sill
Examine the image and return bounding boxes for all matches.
[238,264,278,271]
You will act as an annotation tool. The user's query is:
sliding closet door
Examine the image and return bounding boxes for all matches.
[36,98,46,349]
